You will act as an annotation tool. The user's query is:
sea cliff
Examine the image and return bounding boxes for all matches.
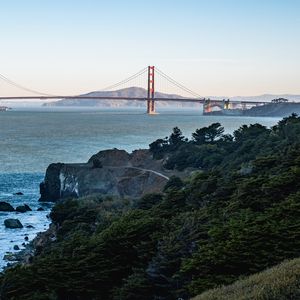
[39,149,171,202]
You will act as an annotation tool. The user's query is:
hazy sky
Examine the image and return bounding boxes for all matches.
[0,0,299,97]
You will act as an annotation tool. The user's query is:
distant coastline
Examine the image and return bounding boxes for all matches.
[205,102,300,117]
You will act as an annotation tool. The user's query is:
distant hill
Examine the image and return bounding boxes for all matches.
[42,87,193,108]
[43,88,300,108]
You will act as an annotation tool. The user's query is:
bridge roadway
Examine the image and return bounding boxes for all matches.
[0,96,269,105]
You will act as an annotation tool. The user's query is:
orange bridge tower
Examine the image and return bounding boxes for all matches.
[147,66,155,114]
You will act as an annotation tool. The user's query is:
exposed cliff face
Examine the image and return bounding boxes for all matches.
[39,149,169,202]
[39,163,63,202]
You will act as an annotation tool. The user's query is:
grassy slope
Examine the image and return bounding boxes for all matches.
[193,258,300,300]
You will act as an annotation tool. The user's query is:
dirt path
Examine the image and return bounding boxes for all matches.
[129,167,170,180]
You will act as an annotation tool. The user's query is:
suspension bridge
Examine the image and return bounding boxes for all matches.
[0,66,268,114]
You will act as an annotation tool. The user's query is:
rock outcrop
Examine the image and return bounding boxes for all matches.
[0,202,14,212]
[4,219,23,229]
[16,204,32,213]
[13,192,24,196]
[40,149,170,202]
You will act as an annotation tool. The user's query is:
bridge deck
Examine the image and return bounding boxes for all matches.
[0,96,269,105]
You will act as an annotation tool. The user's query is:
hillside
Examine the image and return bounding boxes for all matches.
[244,102,300,117]
[1,115,300,299]
[42,87,191,108]
[193,258,300,300]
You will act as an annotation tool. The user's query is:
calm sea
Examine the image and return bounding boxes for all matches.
[0,107,281,269]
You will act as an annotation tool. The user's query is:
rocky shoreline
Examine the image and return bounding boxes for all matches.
[2,148,178,270]
[3,223,57,271]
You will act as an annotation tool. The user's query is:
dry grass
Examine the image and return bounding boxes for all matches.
[192,258,300,300]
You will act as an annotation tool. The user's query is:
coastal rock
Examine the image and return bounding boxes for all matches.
[16,205,32,213]
[13,245,20,250]
[3,253,18,262]
[24,204,32,211]
[37,207,45,211]
[14,192,24,196]
[16,206,27,213]
[4,248,33,265]
[39,149,170,202]
[0,201,15,212]
[4,219,23,229]
[32,224,57,254]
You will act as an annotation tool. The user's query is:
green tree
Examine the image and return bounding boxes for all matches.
[169,127,185,148]
[233,123,268,143]
[164,176,184,191]
[192,123,224,144]
[149,137,168,159]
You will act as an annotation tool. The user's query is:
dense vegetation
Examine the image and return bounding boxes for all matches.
[1,115,300,299]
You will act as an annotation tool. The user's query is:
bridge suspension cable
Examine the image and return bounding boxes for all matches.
[0,72,57,97]
[99,67,148,91]
[155,67,203,99]
[0,68,149,97]
[0,66,202,99]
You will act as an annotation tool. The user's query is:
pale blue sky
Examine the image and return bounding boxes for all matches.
[0,0,299,97]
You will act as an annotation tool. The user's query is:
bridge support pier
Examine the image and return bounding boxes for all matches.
[203,99,226,114]
[147,66,156,114]
[147,99,155,114]
[203,99,211,114]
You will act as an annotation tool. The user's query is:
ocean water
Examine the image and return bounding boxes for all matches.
[0,173,51,270]
[0,107,281,270]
